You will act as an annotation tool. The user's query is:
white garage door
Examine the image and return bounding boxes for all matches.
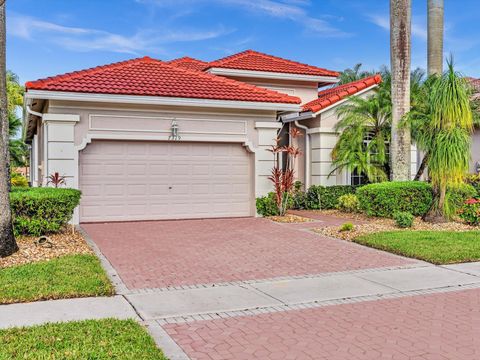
[79,140,253,222]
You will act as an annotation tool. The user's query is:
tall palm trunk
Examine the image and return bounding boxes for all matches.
[427,0,444,76]
[390,0,412,181]
[0,0,18,257]
[416,0,444,180]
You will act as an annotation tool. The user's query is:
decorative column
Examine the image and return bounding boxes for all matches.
[42,114,80,188]
[254,122,282,197]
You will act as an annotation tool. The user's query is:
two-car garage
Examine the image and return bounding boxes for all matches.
[79,140,253,222]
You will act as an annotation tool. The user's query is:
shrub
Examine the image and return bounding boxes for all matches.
[393,211,414,228]
[10,172,28,187]
[256,192,279,216]
[357,181,433,218]
[291,181,307,210]
[306,185,359,210]
[458,199,480,226]
[445,183,478,219]
[10,187,81,236]
[336,194,360,213]
[465,174,480,197]
[339,222,354,232]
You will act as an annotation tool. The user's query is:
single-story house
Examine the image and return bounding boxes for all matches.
[24,50,416,223]
[468,77,480,173]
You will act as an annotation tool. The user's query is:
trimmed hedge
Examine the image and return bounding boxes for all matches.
[10,187,81,236]
[357,181,433,218]
[305,185,359,210]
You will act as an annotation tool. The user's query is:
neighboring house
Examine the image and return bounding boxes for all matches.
[467,77,480,173]
[23,50,415,223]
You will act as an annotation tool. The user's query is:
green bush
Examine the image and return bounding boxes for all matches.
[306,185,359,210]
[393,211,414,228]
[445,183,478,218]
[339,222,354,232]
[291,181,307,209]
[256,192,279,216]
[357,181,433,218]
[465,174,480,197]
[336,194,360,213]
[10,187,81,236]
[10,172,28,187]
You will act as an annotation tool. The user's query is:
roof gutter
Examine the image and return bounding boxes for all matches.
[279,111,314,123]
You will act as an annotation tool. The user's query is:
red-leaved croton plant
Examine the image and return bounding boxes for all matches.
[267,127,303,216]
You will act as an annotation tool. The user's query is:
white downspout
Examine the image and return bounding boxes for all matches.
[294,120,310,189]
[26,105,45,186]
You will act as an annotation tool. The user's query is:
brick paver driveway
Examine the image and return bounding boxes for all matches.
[82,217,413,290]
[164,288,480,360]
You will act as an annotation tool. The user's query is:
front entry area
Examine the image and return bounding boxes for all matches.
[79,140,253,222]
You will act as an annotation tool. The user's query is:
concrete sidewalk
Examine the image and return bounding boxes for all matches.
[125,263,480,323]
[0,296,138,329]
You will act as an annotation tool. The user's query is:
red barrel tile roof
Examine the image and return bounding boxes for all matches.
[167,56,209,71]
[26,56,301,104]
[302,74,382,113]
[208,50,339,77]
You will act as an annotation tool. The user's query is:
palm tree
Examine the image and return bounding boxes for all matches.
[390,0,412,181]
[427,0,444,75]
[338,64,374,85]
[331,92,391,183]
[424,60,473,222]
[7,71,27,167]
[0,0,18,257]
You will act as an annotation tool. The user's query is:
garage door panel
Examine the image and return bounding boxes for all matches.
[79,140,252,222]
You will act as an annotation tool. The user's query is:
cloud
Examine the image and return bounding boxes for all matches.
[8,13,231,55]
[137,0,350,37]
[368,14,427,41]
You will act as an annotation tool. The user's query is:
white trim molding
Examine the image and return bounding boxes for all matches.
[26,90,301,112]
[207,67,339,84]
[307,127,338,134]
[254,121,283,129]
[42,113,80,123]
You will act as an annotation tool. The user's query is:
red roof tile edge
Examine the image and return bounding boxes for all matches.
[302,74,382,113]
[208,49,339,77]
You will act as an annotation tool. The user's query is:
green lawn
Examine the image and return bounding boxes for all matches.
[354,231,480,264]
[0,254,114,304]
[0,318,166,359]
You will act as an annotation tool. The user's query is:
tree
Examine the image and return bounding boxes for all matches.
[7,71,27,167]
[338,64,374,85]
[427,0,444,76]
[331,90,391,183]
[424,60,473,222]
[390,0,412,181]
[0,0,18,257]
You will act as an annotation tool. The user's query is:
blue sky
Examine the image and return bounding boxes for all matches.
[6,0,480,84]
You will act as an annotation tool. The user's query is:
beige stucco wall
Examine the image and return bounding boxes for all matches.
[227,76,320,104]
[472,129,480,173]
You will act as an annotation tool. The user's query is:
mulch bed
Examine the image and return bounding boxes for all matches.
[267,214,314,223]
[313,213,476,241]
[0,230,93,269]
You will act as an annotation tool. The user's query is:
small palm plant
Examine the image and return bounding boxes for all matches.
[47,172,66,188]
[424,59,474,221]
[268,128,303,216]
[331,89,391,183]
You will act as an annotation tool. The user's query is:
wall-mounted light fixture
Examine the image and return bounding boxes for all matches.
[168,119,181,141]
